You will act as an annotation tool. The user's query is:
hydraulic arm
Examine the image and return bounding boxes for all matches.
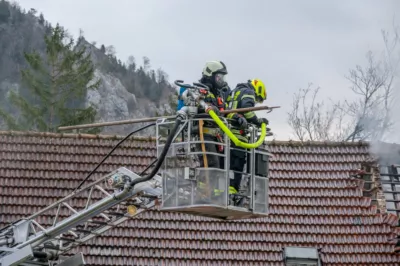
[0,168,163,266]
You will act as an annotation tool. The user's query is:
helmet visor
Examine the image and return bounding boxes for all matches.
[215,73,227,88]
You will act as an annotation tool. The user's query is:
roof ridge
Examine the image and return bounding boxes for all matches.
[268,139,369,146]
[0,130,372,146]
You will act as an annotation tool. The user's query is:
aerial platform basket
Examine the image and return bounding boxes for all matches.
[156,116,271,220]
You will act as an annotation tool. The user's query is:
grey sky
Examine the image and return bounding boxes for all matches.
[15,0,400,141]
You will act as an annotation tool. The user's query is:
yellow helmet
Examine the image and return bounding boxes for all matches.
[250,79,267,103]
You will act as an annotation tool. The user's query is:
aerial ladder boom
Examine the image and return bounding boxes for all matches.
[0,167,163,266]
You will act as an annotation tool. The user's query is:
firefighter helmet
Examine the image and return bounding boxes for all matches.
[201,61,228,89]
[250,79,267,103]
[202,61,228,77]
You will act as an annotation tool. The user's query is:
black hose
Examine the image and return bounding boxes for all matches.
[74,123,156,192]
[139,158,158,175]
[33,251,48,259]
[129,118,183,188]
[174,80,193,89]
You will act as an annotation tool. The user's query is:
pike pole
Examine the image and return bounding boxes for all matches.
[57,105,280,131]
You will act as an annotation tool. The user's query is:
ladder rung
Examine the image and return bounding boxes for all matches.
[141,195,158,199]
[74,228,92,234]
[59,237,76,242]
[89,220,108,225]
[106,211,125,217]
[43,244,60,250]
[20,260,49,266]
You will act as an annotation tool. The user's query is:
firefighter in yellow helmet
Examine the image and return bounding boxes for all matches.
[225,79,269,204]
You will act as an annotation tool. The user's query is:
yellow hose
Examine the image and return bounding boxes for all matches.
[208,110,266,149]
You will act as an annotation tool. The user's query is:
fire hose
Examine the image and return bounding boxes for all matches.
[205,109,267,149]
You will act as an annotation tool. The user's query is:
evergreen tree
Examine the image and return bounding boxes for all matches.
[0,0,10,23]
[38,13,44,25]
[0,23,101,134]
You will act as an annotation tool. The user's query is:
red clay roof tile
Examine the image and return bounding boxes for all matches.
[0,131,399,265]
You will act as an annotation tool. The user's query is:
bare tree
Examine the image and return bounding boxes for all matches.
[287,83,345,141]
[288,23,399,142]
[343,52,394,141]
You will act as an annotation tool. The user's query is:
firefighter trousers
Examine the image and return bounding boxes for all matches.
[229,142,247,193]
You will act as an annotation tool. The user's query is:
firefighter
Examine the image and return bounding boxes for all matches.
[194,60,228,168]
[189,61,230,201]
[177,62,228,113]
[225,79,269,200]
[176,61,227,146]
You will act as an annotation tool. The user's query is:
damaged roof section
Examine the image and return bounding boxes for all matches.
[380,165,400,217]
[0,131,400,265]
[364,141,400,218]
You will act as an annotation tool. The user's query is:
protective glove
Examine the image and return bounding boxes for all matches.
[257,117,269,126]
[232,113,248,129]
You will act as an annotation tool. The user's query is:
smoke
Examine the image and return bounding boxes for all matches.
[368,67,400,165]
[387,83,400,143]
[370,140,400,165]
[367,20,400,165]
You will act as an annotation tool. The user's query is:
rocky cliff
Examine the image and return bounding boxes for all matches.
[76,39,176,135]
[85,67,175,135]
[0,0,177,136]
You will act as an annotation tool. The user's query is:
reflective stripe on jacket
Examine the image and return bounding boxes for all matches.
[226,83,259,124]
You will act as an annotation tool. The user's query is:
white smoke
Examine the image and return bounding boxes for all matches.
[369,55,400,164]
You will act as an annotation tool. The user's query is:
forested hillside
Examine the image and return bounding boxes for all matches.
[0,0,177,135]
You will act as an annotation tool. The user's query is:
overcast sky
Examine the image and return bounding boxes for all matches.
[15,0,400,141]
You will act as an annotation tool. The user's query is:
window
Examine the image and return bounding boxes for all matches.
[284,246,321,266]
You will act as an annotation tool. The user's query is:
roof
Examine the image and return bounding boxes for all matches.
[1,130,400,265]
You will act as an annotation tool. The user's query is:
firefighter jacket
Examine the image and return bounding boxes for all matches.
[225,82,260,142]
[192,83,226,138]
[201,90,226,132]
